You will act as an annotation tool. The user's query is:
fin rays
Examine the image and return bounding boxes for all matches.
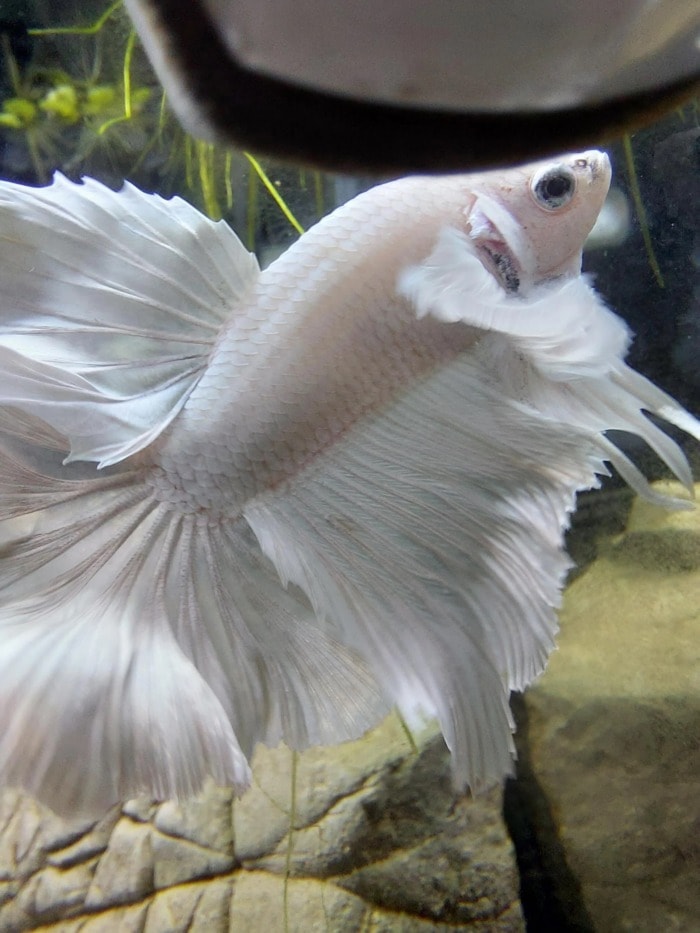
[0,175,261,466]
[246,351,593,790]
[0,174,697,818]
[0,432,385,814]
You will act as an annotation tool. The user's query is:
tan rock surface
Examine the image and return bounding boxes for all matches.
[521,482,700,932]
[0,714,523,931]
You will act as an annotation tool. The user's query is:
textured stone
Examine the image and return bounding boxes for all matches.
[151,832,234,889]
[46,819,115,870]
[144,878,230,931]
[229,871,368,931]
[0,712,522,931]
[21,862,95,918]
[521,481,700,932]
[85,819,154,908]
[154,783,234,854]
[122,795,159,824]
[232,713,413,863]
[71,902,149,931]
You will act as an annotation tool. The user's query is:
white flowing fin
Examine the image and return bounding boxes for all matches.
[0,423,385,815]
[0,174,259,466]
[612,365,700,445]
[0,467,250,816]
[493,339,700,503]
[245,350,607,793]
[596,437,694,509]
[161,516,388,760]
[247,244,700,792]
[400,225,700,503]
[398,226,631,378]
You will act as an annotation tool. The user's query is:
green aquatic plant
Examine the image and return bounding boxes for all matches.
[245,151,305,235]
[0,0,323,249]
[0,34,66,181]
[622,133,665,289]
[28,0,124,38]
[0,12,152,184]
[283,751,298,933]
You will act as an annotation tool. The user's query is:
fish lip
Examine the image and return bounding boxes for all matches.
[571,149,611,184]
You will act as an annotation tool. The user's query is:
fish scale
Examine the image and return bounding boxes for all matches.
[156,179,479,509]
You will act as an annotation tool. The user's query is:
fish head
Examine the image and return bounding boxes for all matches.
[464,150,611,293]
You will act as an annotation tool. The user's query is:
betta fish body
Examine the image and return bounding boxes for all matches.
[0,152,697,816]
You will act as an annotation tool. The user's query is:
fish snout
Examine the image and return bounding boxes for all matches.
[573,150,612,187]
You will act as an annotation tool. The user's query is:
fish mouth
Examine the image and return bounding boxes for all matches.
[467,149,612,294]
[571,149,612,186]
[477,245,521,293]
[466,215,523,293]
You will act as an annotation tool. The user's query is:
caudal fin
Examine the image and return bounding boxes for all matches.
[0,430,385,815]
[0,436,250,813]
[0,174,260,466]
[0,177,386,815]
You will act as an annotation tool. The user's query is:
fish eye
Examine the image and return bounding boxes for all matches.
[530,165,577,211]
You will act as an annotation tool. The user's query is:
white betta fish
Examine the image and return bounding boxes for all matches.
[0,152,697,817]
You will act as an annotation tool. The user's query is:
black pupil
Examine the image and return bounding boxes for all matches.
[542,173,572,200]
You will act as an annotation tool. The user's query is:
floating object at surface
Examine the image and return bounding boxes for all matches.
[125,0,700,171]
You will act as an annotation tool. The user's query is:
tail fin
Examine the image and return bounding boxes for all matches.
[0,431,384,815]
[0,174,260,466]
[0,177,385,815]
[0,435,250,814]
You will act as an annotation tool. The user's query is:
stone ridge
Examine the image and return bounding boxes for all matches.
[0,715,523,931]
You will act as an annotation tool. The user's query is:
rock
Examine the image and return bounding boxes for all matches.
[86,818,155,907]
[518,481,700,932]
[0,714,523,931]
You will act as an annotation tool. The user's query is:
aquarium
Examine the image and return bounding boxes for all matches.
[0,3,697,932]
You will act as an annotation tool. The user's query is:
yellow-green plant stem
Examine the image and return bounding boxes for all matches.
[623,134,664,288]
[28,0,123,36]
[283,750,298,933]
[396,710,418,755]
[246,167,259,249]
[197,140,221,220]
[122,30,135,119]
[157,90,168,137]
[184,134,194,192]
[244,152,304,235]
[25,129,46,182]
[128,91,167,175]
[1,35,22,94]
[97,28,137,135]
[314,170,324,219]
[224,150,234,210]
